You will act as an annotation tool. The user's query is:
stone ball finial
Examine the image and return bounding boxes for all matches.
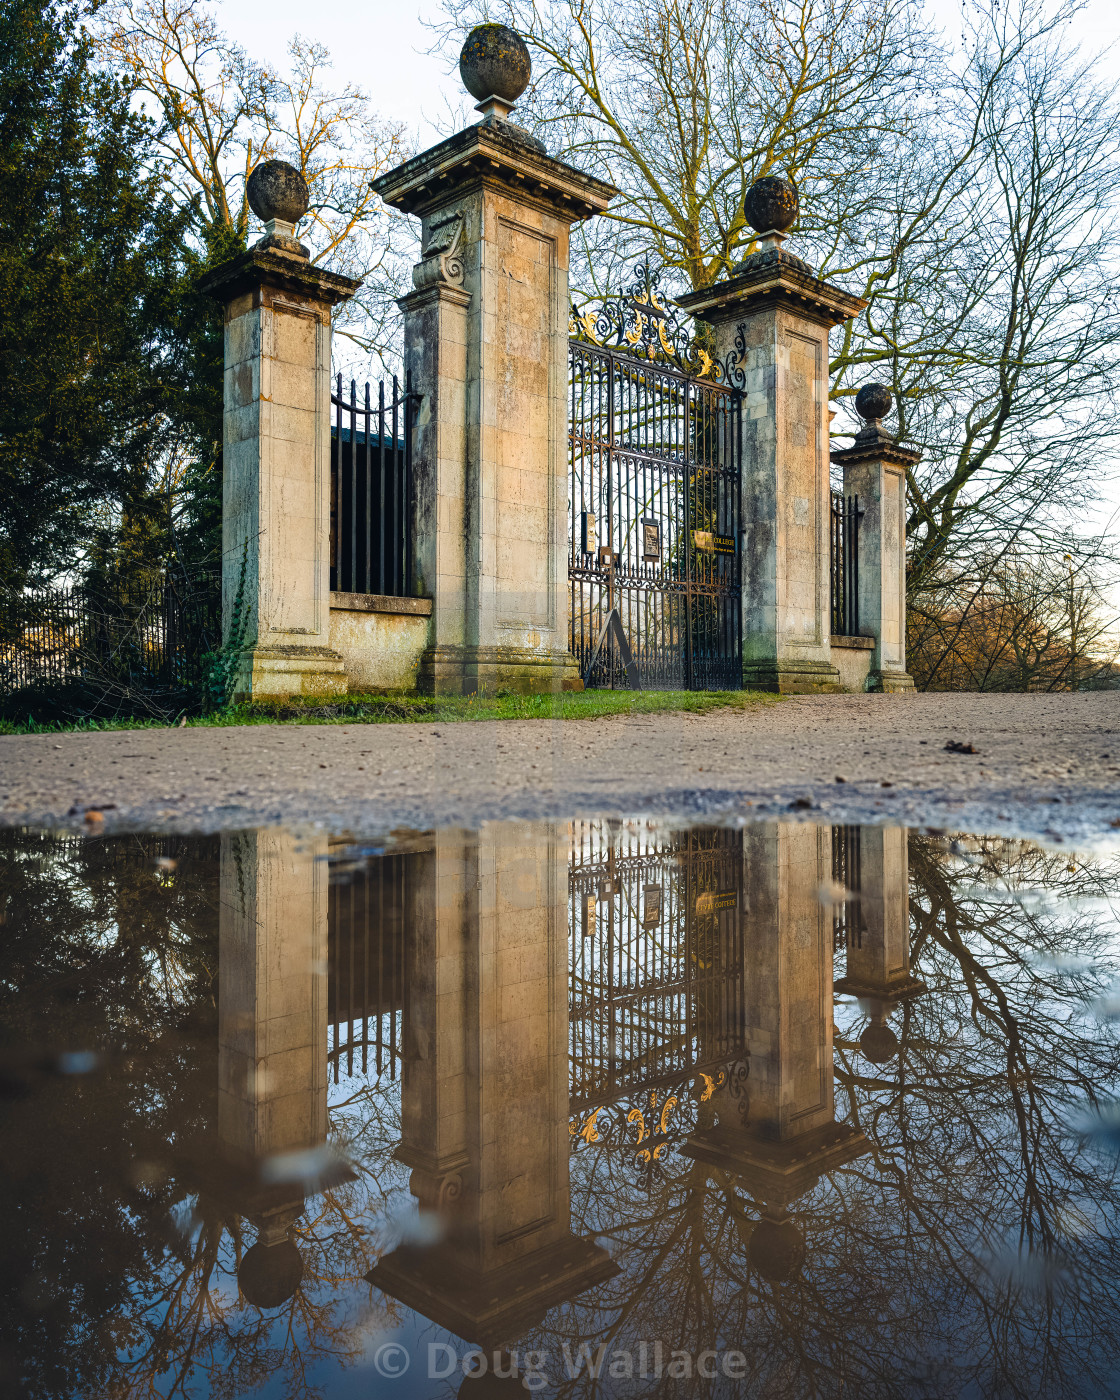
[743,175,799,235]
[247,160,309,226]
[460,24,531,105]
[856,382,893,423]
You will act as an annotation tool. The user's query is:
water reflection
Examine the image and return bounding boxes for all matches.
[2,820,1120,1397]
[682,824,871,1285]
[370,825,618,1350]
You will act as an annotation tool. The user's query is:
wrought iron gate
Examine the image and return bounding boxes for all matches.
[568,266,742,691]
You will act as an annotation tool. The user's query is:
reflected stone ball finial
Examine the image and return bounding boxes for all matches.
[748,1217,806,1284]
[743,175,799,237]
[860,1019,899,1064]
[247,160,309,252]
[460,23,531,120]
[238,1239,304,1308]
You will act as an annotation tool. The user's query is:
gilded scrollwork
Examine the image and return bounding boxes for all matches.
[569,261,727,383]
[569,1056,749,1185]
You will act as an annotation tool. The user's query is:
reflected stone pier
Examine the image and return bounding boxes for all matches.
[368,826,618,1350]
[834,825,925,1062]
[683,823,870,1280]
[217,830,330,1306]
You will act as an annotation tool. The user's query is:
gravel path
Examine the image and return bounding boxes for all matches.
[2,692,1119,841]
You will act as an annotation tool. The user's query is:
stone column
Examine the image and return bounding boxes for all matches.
[368,822,617,1351]
[217,828,329,1305]
[373,41,615,695]
[830,386,920,691]
[834,824,925,1063]
[202,161,359,701]
[682,822,869,1282]
[678,180,866,693]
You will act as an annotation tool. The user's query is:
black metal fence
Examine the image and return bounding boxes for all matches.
[0,572,220,716]
[831,492,861,637]
[331,373,415,597]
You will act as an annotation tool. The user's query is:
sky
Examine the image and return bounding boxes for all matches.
[218,1,456,142]
[217,0,1120,140]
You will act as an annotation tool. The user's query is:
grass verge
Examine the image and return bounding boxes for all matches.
[0,688,778,735]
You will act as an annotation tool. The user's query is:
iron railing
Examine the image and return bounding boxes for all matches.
[831,492,861,637]
[331,373,416,597]
[0,572,220,713]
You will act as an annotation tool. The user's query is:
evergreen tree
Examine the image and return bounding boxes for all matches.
[0,0,212,591]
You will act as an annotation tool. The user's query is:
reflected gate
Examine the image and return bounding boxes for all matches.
[568,267,742,690]
[568,821,749,1183]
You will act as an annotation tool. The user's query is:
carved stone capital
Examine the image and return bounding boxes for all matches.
[412,213,465,292]
[408,1164,466,1215]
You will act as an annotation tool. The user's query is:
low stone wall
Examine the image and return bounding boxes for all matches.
[830,634,874,693]
[329,592,432,692]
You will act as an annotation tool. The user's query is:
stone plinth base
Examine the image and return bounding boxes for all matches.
[418,645,584,697]
[367,1234,618,1350]
[743,659,843,695]
[329,593,432,692]
[834,975,927,1002]
[830,634,874,692]
[869,669,916,693]
[234,645,348,702]
[682,1120,870,1201]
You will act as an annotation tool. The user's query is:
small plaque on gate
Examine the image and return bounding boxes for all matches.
[692,530,736,554]
[581,511,597,554]
[642,519,661,561]
[696,888,738,915]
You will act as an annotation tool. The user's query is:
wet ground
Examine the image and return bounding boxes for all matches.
[3,691,1120,843]
[4,813,1120,1398]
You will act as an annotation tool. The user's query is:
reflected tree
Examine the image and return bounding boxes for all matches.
[532,829,1120,1399]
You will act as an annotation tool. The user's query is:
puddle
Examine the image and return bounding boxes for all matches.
[4,818,1120,1397]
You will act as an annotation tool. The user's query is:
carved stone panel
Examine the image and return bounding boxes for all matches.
[492,217,556,632]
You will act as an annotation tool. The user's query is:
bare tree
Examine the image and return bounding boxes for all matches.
[908,543,1120,691]
[828,6,1120,605]
[438,0,1120,675]
[96,0,413,371]
[437,0,923,293]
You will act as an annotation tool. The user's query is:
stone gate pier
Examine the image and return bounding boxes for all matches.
[680,185,867,694]
[204,163,359,702]
[373,30,616,695]
[831,387,919,692]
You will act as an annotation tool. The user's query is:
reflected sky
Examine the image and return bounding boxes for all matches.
[3,819,1120,1399]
